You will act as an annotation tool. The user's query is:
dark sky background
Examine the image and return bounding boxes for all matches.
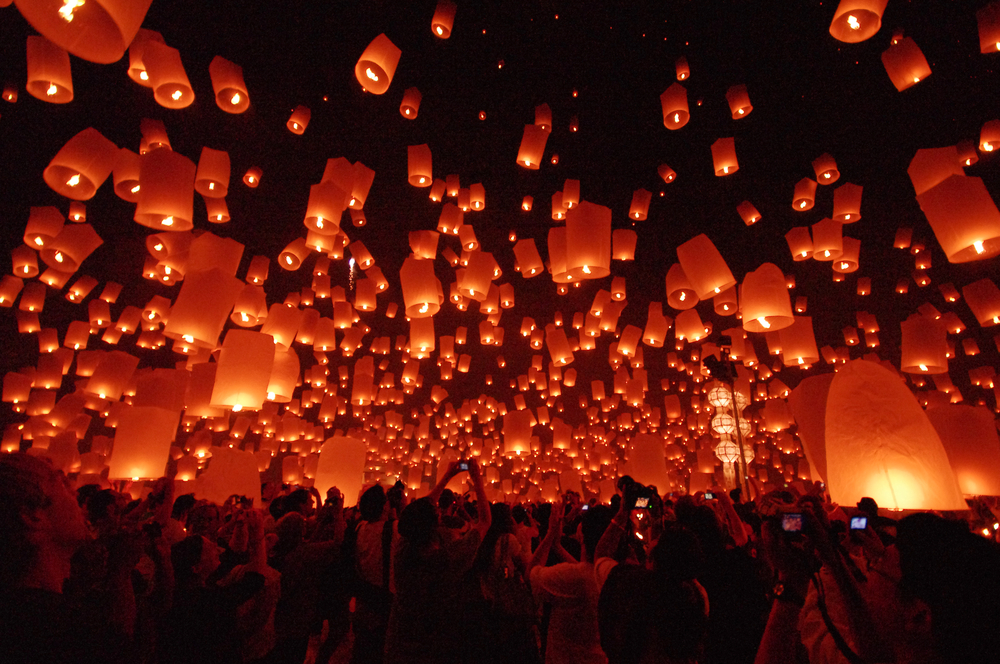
[0,0,998,472]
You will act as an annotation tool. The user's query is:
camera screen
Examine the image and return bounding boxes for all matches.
[704,492,715,500]
[634,497,650,509]
[459,461,469,471]
[850,516,868,530]
[581,504,589,511]
[781,513,804,533]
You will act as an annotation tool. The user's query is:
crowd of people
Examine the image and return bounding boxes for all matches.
[2,451,999,664]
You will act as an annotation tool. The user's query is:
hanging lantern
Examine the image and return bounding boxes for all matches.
[135,149,196,230]
[676,234,736,299]
[208,55,250,113]
[829,0,887,43]
[793,178,817,211]
[711,137,738,176]
[142,41,194,108]
[833,237,861,273]
[900,314,948,375]
[916,175,1000,263]
[26,36,73,103]
[881,37,931,91]
[628,189,652,220]
[665,263,698,310]
[725,84,752,118]
[741,263,794,332]
[811,218,843,261]
[516,125,549,169]
[355,33,401,95]
[659,83,689,129]
[43,128,118,200]
[400,257,443,317]
[210,330,275,411]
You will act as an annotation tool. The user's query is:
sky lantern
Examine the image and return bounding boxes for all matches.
[792,177,817,211]
[736,201,760,226]
[565,201,611,280]
[629,188,652,219]
[266,347,300,402]
[833,237,860,273]
[777,318,821,368]
[84,350,138,401]
[562,179,580,208]
[659,83,689,129]
[643,302,670,347]
[513,239,543,277]
[658,164,677,183]
[108,406,178,480]
[163,268,243,351]
[812,153,840,184]
[832,183,862,223]
[399,86,422,119]
[961,278,1000,326]
[196,447,261,507]
[978,2,1000,53]
[287,105,311,134]
[811,218,843,261]
[503,409,534,457]
[41,223,103,272]
[431,0,457,38]
[711,137,738,176]
[355,33,401,95]
[676,234,736,299]
[917,175,1000,262]
[675,56,690,80]
[135,149,196,231]
[26,36,73,103]
[126,28,163,87]
[545,323,575,366]
[881,37,932,91]
[315,436,368,506]
[304,182,347,235]
[142,41,194,108]
[460,250,496,301]
[516,124,549,169]
[665,263,698,310]
[829,0,887,43]
[113,148,141,202]
[741,263,794,332]
[24,206,64,249]
[195,147,231,198]
[907,146,964,196]
[407,144,433,187]
[612,229,637,260]
[675,309,707,342]
[900,313,948,374]
[43,128,118,200]
[13,0,152,64]
[209,329,275,411]
[725,84,752,118]
[208,55,250,113]
[926,405,1000,496]
[400,257,442,317]
[535,103,553,132]
[825,360,966,510]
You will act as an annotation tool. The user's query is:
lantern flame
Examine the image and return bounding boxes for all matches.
[131,184,141,193]
[984,143,994,152]
[231,92,241,105]
[847,14,860,30]
[171,90,183,101]
[139,70,148,81]
[54,252,63,263]
[46,83,58,96]
[232,404,242,412]
[34,237,44,246]
[162,217,174,227]
[757,317,770,329]
[365,67,379,82]
[66,174,81,187]
[59,0,85,23]
[974,240,985,254]
[919,364,928,372]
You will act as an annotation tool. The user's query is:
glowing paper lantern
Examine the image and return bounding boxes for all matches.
[163,268,244,351]
[811,218,843,261]
[135,149,196,231]
[725,84,752,118]
[26,35,73,104]
[741,263,794,332]
[84,350,138,400]
[675,56,690,80]
[195,147,231,198]
[408,144,432,186]
[793,178,817,211]
[400,87,421,119]
[41,223,103,272]
[832,237,860,273]
[503,409,534,457]
[43,128,118,200]
[710,137,738,176]
[142,41,194,108]
[665,263,698,310]
[564,201,611,281]
[962,278,1000,326]
[832,183,862,223]
[900,314,948,375]
[24,206,64,249]
[881,37,931,91]
[978,2,1000,54]
[516,125,549,169]
[659,83,689,129]
[736,201,760,226]
[208,55,249,113]
[303,182,347,235]
[108,406,178,480]
[658,164,677,183]
[209,330,275,411]
[628,189,652,220]
[287,105,310,134]
[779,316,820,366]
[926,405,1000,496]
[916,175,1000,263]
[196,447,261,506]
[400,257,442,317]
[676,234,735,300]
[513,239,544,277]
[825,360,966,510]
[13,0,152,64]
[355,33,401,95]
[621,433,670,490]
[675,309,707,342]
[829,0,887,43]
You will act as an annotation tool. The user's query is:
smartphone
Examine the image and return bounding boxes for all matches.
[850,516,868,530]
[634,496,650,509]
[704,491,715,500]
[581,504,589,511]
[781,513,804,533]
[459,461,469,471]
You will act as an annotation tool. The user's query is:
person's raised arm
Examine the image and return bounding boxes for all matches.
[713,487,749,548]
[526,506,563,580]
[596,485,635,561]
[468,459,491,539]
[428,460,461,506]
